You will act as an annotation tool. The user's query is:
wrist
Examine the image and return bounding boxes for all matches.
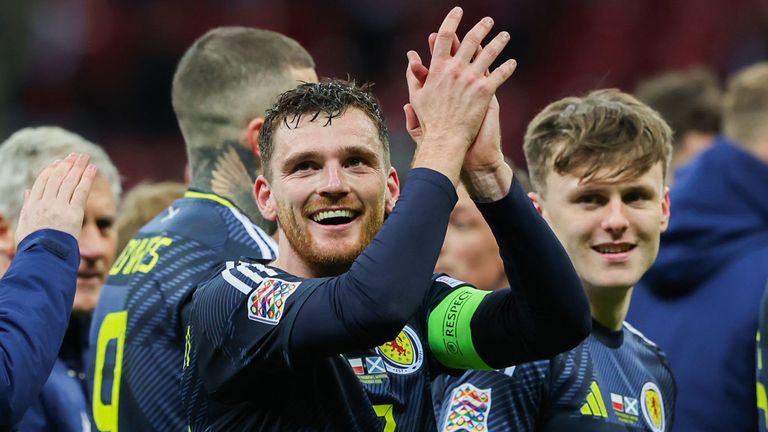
[461,162,513,202]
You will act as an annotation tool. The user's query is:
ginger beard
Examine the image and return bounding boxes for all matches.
[275,194,386,274]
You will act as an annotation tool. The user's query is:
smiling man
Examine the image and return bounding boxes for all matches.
[433,89,677,431]
[0,127,121,431]
[181,8,590,431]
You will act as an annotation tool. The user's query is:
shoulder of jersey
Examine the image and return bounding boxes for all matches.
[623,321,672,363]
[218,258,302,295]
[141,197,224,234]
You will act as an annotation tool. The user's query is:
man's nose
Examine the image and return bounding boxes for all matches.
[317,163,351,198]
[601,198,630,236]
[79,223,106,260]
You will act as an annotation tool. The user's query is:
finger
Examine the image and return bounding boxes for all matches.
[486,58,518,91]
[70,164,97,207]
[58,154,90,203]
[432,7,463,61]
[456,17,495,63]
[472,31,511,75]
[42,155,77,201]
[29,159,59,201]
[406,50,429,84]
[471,41,490,76]
[405,51,424,95]
[428,32,460,56]
[409,62,429,85]
[403,104,422,137]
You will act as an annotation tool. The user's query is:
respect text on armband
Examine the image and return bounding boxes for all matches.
[109,236,174,276]
[444,290,473,342]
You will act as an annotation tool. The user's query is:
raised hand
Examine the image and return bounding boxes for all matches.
[406,24,514,201]
[15,154,97,244]
[406,7,516,185]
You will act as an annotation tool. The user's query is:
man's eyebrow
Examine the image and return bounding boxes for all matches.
[280,145,382,168]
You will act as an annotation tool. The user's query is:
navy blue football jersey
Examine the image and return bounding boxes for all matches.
[182,259,459,431]
[433,321,676,431]
[88,191,277,431]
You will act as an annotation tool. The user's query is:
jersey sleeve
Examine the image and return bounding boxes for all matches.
[469,176,591,368]
[433,363,549,432]
[0,229,78,427]
[426,177,589,370]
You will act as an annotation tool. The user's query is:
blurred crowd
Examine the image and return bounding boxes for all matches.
[2,0,768,186]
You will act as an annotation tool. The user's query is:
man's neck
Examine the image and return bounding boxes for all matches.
[584,283,633,331]
[188,141,276,234]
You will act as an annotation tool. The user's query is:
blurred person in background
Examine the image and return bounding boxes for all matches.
[435,184,508,291]
[115,181,185,254]
[634,67,722,183]
[0,128,121,431]
[629,62,768,432]
[434,89,676,431]
[0,155,95,428]
[88,27,316,431]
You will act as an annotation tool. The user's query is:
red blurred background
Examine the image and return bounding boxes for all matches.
[1,0,766,188]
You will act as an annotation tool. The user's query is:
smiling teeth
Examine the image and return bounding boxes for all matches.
[312,209,354,222]
[596,244,631,253]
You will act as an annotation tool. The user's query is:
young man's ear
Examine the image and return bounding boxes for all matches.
[528,192,545,216]
[254,176,278,222]
[246,118,265,159]
[660,186,671,232]
[384,167,401,214]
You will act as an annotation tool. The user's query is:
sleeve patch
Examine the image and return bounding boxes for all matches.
[436,275,465,288]
[247,278,300,325]
[442,383,492,432]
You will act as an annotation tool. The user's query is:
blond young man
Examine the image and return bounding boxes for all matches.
[434,89,677,431]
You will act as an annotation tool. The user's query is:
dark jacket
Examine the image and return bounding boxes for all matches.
[0,230,78,429]
[628,137,768,432]
[16,316,92,431]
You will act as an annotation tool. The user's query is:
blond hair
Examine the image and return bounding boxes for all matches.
[524,89,673,194]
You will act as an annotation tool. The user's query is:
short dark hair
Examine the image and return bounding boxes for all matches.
[171,27,315,167]
[259,79,390,179]
[634,67,722,152]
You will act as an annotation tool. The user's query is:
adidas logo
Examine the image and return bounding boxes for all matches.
[580,381,608,418]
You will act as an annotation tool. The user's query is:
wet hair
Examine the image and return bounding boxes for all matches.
[259,78,390,179]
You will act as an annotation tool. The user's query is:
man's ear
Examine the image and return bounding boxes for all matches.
[660,186,671,233]
[384,167,401,214]
[254,175,278,222]
[246,117,265,159]
[528,192,545,216]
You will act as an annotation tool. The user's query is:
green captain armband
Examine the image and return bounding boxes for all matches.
[428,285,493,370]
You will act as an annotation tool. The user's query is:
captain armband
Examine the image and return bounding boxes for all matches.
[428,286,493,370]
